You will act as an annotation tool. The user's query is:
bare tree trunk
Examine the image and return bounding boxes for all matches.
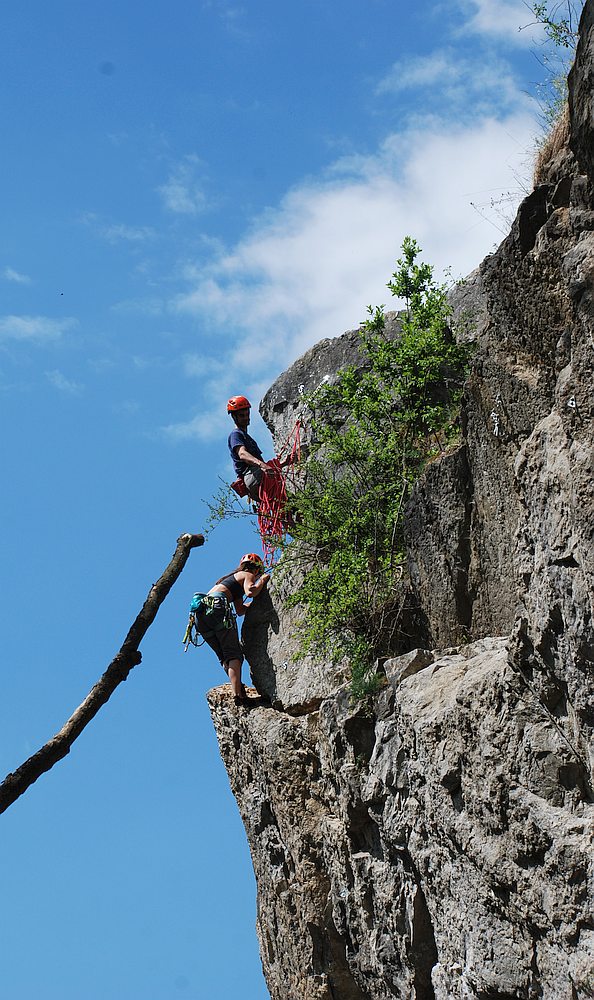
[0,532,204,816]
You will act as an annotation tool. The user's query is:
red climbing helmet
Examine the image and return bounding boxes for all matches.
[227,395,251,413]
[240,552,264,573]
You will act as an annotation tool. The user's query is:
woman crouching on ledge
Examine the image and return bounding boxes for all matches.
[194,552,270,704]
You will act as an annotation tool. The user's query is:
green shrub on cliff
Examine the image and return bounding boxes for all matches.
[286,237,472,699]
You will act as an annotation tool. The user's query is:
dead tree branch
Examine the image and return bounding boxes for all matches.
[0,532,204,816]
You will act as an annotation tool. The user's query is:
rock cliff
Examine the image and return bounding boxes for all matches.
[208,7,594,998]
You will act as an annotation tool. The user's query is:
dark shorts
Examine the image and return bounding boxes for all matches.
[195,597,243,667]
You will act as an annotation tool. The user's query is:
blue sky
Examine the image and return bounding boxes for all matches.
[1,2,556,997]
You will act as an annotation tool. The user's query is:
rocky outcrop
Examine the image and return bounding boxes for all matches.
[208,6,594,998]
[260,312,402,454]
[240,584,350,714]
[208,637,592,999]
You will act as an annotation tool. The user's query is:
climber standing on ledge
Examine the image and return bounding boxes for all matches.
[193,553,270,705]
[227,395,276,501]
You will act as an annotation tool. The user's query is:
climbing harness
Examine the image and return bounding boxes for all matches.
[183,592,236,652]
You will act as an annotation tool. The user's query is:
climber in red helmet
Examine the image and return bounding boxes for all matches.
[227,395,276,501]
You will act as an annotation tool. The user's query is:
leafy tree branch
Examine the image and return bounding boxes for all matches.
[529,0,582,47]
[284,238,473,699]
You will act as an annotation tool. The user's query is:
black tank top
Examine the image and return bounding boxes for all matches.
[215,574,244,600]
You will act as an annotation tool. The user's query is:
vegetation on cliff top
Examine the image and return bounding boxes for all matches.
[529,1,583,181]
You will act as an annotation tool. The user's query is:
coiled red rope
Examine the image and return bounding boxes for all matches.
[258,418,302,564]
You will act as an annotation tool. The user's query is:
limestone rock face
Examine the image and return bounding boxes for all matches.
[208,6,594,998]
[208,638,592,1000]
[241,584,350,714]
[260,311,402,455]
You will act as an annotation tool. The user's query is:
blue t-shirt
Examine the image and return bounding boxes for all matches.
[228,428,263,476]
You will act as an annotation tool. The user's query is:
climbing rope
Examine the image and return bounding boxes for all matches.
[257,417,302,565]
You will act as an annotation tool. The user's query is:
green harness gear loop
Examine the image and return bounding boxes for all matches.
[183,593,236,651]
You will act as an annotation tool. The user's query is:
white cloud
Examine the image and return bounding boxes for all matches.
[161,386,231,441]
[161,412,221,442]
[182,354,228,378]
[171,112,536,387]
[161,372,271,443]
[457,0,544,45]
[81,212,155,244]
[376,49,524,115]
[158,155,209,215]
[3,267,31,285]
[0,315,77,342]
[378,52,457,93]
[160,24,543,444]
[45,369,83,394]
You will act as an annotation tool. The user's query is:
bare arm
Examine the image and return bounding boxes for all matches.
[236,445,272,472]
[241,570,271,600]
